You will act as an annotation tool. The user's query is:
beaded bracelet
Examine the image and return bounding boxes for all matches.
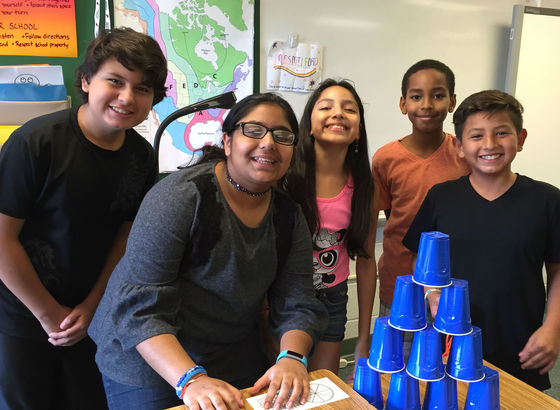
[424,288,441,300]
[178,372,206,400]
[424,288,441,322]
[175,365,207,398]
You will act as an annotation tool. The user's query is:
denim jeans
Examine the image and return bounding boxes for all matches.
[315,281,349,342]
[102,375,182,410]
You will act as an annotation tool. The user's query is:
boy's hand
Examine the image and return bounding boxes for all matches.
[182,375,243,410]
[348,337,370,384]
[47,302,95,346]
[250,358,309,410]
[425,288,441,317]
[519,323,560,374]
[39,304,72,336]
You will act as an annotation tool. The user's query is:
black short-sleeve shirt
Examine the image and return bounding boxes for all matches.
[403,175,560,390]
[0,107,157,339]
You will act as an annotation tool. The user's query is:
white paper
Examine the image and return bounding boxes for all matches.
[245,377,350,410]
[0,65,64,86]
[266,41,322,93]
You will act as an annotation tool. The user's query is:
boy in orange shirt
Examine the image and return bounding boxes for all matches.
[371,59,469,354]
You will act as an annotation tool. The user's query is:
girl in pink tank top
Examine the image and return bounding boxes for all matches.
[284,79,379,378]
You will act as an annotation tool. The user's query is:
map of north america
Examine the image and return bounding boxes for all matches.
[114,0,254,171]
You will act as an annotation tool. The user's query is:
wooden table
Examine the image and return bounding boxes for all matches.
[168,369,371,409]
[378,360,560,410]
[168,362,559,409]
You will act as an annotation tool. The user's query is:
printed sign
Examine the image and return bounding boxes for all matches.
[0,0,78,57]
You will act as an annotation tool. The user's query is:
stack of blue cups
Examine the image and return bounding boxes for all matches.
[361,316,404,409]
[465,366,501,409]
[353,357,384,409]
[354,231,500,409]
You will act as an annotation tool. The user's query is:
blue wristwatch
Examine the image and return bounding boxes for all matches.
[276,350,308,368]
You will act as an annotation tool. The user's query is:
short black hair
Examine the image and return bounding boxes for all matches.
[453,90,524,141]
[75,27,168,105]
[401,59,455,97]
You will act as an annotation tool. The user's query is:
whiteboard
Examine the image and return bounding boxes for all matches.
[259,0,560,188]
[505,6,560,188]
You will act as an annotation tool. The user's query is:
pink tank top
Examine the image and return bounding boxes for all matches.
[312,176,353,289]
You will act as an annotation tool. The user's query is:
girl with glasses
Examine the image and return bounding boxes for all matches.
[89,93,327,410]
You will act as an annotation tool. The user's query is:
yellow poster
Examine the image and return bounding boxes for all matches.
[0,0,77,57]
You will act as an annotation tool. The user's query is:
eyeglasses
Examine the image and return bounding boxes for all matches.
[234,122,297,146]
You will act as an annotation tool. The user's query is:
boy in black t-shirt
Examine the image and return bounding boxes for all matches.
[403,90,560,390]
[0,28,167,409]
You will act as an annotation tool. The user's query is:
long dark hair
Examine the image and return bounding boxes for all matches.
[284,79,374,259]
[194,92,299,164]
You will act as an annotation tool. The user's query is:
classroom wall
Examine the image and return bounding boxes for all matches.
[259,0,560,186]
[506,6,560,188]
[259,0,560,341]
[3,0,559,187]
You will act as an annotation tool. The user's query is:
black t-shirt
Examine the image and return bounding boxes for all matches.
[403,175,560,390]
[0,106,157,339]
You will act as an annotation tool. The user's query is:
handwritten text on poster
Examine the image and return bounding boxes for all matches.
[267,41,322,93]
[0,0,77,57]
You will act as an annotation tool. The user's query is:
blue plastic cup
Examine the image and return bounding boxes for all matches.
[413,232,452,287]
[406,324,444,381]
[353,357,384,409]
[446,326,485,382]
[368,316,405,373]
[389,275,427,331]
[464,366,500,409]
[433,279,473,336]
[422,374,458,410]
[386,369,421,410]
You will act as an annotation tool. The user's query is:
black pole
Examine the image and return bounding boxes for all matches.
[153,91,237,171]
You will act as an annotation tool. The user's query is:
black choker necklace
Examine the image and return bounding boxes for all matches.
[225,167,270,197]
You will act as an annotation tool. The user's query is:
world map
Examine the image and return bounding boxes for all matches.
[114,0,254,171]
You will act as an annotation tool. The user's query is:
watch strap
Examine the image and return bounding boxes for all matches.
[276,349,308,368]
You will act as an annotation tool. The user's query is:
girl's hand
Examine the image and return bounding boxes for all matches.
[250,358,309,410]
[182,375,243,410]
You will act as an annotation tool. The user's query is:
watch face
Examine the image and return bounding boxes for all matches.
[287,350,304,359]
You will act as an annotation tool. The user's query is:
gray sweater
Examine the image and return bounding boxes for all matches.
[89,161,327,387]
